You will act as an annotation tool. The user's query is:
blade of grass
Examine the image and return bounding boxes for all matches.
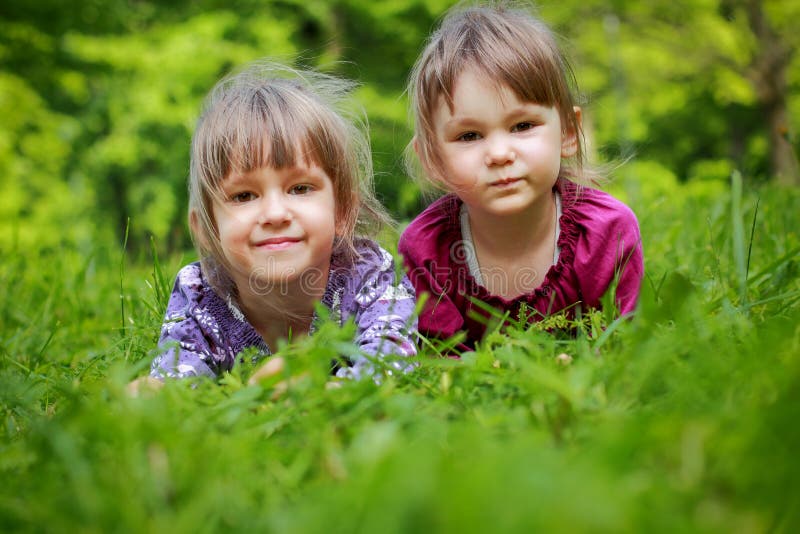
[745,289,800,309]
[730,170,748,311]
[149,235,172,312]
[119,218,130,338]
[743,245,800,286]
[591,313,631,351]
[708,245,800,309]
[746,196,760,283]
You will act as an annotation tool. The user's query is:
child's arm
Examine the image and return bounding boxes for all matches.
[398,230,465,342]
[612,225,644,316]
[577,204,644,315]
[337,244,418,380]
[149,264,230,380]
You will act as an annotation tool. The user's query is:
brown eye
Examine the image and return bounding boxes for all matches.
[231,192,256,203]
[457,132,481,142]
[512,122,534,132]
[289,184,314,195]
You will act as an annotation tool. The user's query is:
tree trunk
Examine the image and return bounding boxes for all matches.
[767,100,800,186]
[743,0,799,185]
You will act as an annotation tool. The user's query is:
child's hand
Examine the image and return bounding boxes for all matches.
[248,356,341,398]
[247,356,286,385]
[126,376,164,397]
[248,357,295,399]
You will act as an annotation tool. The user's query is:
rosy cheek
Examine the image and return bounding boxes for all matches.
[454,179,480,192]
[442,169,480,191]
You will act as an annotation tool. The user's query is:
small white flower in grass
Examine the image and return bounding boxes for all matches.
[556,353,573,366]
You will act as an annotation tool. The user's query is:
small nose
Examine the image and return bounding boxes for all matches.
[484,134,516,166]
[257,192,291,225]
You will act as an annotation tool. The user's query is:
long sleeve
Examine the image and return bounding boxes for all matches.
[398,195,471,342]
[150,265,224,379]
[334,242,418,380]
[572,191,644,316]
[399,238,465,341]
[150,263,267,379]
[609,220,644,316]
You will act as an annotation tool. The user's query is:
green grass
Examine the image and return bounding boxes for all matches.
[2,177,799,533]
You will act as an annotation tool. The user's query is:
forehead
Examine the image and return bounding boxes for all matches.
[456,68,519,99]
[434,68,535,120]
[424,37,566,114]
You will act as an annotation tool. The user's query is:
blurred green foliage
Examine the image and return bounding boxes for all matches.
[1,2,799,527]
[1,0,799,255]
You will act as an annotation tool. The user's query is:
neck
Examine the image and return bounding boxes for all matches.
[467,192,556,258]
[234,268,330,348]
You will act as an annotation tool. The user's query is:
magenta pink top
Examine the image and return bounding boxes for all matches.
[398,180,644,346]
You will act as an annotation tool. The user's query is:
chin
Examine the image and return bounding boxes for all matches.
[486,199,535,216]
[248,259,301,282]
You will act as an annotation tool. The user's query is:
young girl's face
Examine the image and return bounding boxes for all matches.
[212,160,337,291]
[430,68,577,217]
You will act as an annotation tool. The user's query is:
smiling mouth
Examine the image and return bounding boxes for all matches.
[254,237,302,250]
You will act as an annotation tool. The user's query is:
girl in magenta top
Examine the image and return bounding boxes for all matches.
[398,2,644,346]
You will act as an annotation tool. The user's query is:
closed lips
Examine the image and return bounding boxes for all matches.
[490,177,521,186]
[254,237,301,249]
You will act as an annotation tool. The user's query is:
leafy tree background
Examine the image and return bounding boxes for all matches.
[2,3,800,530]
[1,0,798,257]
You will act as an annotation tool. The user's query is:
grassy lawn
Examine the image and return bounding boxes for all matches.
[2,175,799,532]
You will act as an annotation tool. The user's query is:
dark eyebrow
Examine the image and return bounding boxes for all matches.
[505,104,549,120]
[280,164,324,183]
[443,117,482,130]
[444,103,549,129]
[220,171,252,188]
[219,173,244,187]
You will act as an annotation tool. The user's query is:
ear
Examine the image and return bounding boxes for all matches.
[189,209,212,252]
[561,106,582,158]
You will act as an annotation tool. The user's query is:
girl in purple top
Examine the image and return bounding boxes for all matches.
[147,61,417,382]
[399,2,643,347]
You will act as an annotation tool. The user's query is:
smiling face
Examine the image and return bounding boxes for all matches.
[430,68,577,218]
[211,160,337,294]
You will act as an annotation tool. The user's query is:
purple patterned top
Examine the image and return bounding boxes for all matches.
[150,239,417,380]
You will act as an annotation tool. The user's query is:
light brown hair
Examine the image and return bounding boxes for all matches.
[407,1,595,188]
[189,60,388,296]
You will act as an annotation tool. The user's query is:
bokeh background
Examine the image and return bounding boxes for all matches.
[2,0,798,259]
[3,3,800,532]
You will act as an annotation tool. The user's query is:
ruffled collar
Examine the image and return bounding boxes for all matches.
[444,179,584,306]
[199,251,353,355]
